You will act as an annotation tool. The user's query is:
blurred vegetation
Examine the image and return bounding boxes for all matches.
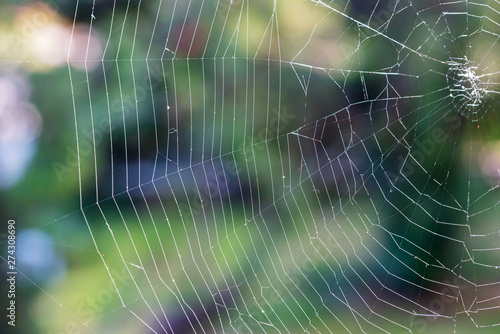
[1,0,500,333]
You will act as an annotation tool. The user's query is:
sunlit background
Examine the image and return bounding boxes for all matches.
[2,1,500,333]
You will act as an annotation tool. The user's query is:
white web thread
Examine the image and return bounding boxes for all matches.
[34,0,500,333]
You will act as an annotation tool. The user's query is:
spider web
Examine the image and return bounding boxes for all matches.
[35,0,500,332]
